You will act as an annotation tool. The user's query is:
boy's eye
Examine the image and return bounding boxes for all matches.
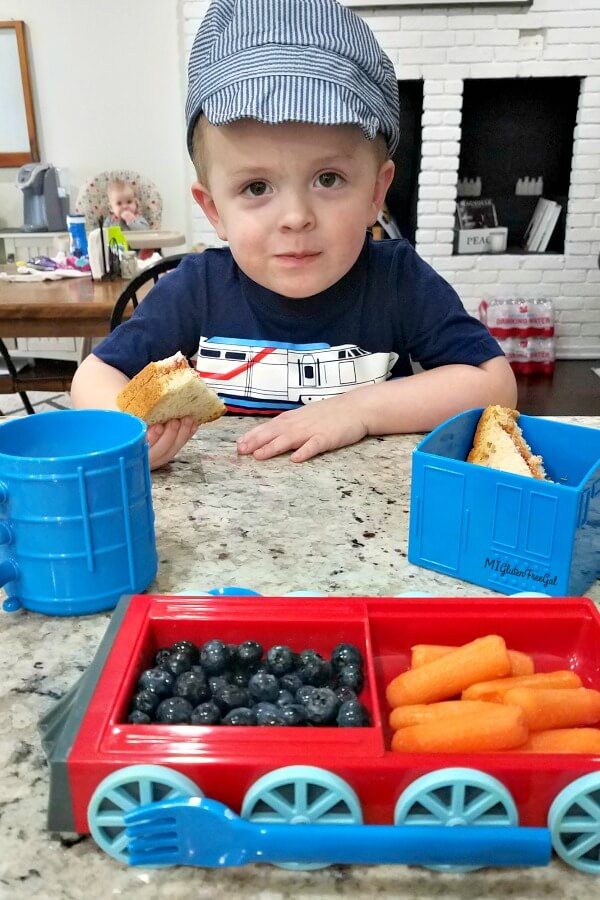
[317,172,342,188]
[243,181,270,197]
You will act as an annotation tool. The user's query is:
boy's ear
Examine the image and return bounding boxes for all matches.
[368,159,395,226]
[191,181,228,241]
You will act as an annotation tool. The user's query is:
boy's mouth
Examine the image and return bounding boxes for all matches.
[276,251,321,262]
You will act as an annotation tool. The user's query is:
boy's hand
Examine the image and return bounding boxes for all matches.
[120,210,136,225]
[147,417,198,469]
[236,393,369,463]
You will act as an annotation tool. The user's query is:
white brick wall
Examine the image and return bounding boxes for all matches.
[182,0,600,357]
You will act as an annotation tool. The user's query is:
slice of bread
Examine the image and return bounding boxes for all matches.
[117,352,226,426]
[467,405,547,480]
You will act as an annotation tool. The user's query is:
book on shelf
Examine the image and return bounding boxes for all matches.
[524,198,562,253]
[456,198,498,230]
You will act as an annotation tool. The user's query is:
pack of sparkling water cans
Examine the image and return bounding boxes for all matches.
[479,298,555,375]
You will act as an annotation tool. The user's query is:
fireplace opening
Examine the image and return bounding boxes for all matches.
[385,80,423,247]
[456,76,581,255]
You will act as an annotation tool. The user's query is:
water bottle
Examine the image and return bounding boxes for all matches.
[66,213,88,258]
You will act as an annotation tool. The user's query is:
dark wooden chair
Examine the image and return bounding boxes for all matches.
[0,339,76,415]
[110,253,186,331]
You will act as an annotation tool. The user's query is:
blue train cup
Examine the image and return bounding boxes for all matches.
[0,410,157,616]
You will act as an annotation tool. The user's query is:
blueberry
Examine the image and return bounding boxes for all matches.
[164,650,194,677]
[227,644,239,666]
[208,674,231,696]
[299,648,321,666]
[155,697,193,724]
[295,685,317,706]
[170,640,199,664]
[266,645,295,677]
[303,687,339,725]
[138,667,175,698]
[279,672,303,695]
[223,707,256,725]
[174,670,210,706]
[256,707,286,726]
[200,640,231,675]
[230,668,251,688]
[248,671,280,703]
[213,684,251,713]
[132,689,161,716]
[275,689,295,707]
[155,648,172,668]
[254,701,279,716]
[254,664,270,677]
[297,655,331,687]
[331,643,363,672]
[236,640,263,670]
[336,664,364,694]
[335,685,357,704]
[190,701,221,725]
[336,700,370,727]
[279,704,308,726]
[128,710,151,724]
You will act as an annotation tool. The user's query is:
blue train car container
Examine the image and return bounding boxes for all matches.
[408,409,600,596]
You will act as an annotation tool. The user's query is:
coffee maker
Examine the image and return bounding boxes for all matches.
[16,163,68,232]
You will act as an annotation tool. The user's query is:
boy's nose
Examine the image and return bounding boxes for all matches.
[278,193,315,232]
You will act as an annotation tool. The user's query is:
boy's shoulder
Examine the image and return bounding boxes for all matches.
[167,245,236,286]
[368,234,420,268]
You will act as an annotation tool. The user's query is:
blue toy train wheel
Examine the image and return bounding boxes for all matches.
[394,768,518,872]
[241,765,362,870]
[548,772,600,874]
[87,765,202,864]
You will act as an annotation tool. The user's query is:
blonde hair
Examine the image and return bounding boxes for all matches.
[107,178,136,197]
[191,115,389,186]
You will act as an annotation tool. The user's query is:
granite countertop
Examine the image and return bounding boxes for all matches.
[1,415,599,900]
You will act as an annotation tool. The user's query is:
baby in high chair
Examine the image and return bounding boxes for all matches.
[104,179,150,231]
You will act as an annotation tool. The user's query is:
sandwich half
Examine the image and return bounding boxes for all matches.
[117,352,226,426]
[467,405,547,480]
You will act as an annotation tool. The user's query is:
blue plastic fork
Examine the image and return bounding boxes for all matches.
[123,796,552,868]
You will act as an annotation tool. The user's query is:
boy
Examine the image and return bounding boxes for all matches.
[72,0,516,470]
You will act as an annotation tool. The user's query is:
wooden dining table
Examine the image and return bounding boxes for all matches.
[0,265,134,338]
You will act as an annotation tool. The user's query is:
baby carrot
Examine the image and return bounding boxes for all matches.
[502,687,600,731]
[386,635,511,707]
[411,644,534,677]
[512,728,600,753]
[462,670,582,703]
[389,700,499,730]
[391,704,528,753]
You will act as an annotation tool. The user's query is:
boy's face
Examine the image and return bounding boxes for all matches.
[192,120,395,298]
[108,185,138,218]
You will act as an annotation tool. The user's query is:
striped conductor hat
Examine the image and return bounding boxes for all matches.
[185,0,400,158]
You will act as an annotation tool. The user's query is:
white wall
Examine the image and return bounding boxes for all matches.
[0,0,192,249]
[183,0,600,357]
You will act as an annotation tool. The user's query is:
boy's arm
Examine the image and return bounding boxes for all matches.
[237,355,516,463]
[70,353,128,409]
[70,354,198,469]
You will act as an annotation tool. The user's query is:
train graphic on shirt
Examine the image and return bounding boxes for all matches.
[195,336,399,413]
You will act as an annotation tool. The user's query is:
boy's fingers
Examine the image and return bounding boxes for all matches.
[238,421,284,454]
[147,423,164,444]
[148,420,187,469]
[237,425,276,454]
[290,434,328,463]
[252,433,298,460]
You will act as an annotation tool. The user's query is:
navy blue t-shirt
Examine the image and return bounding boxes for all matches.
[94,235,502,413]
